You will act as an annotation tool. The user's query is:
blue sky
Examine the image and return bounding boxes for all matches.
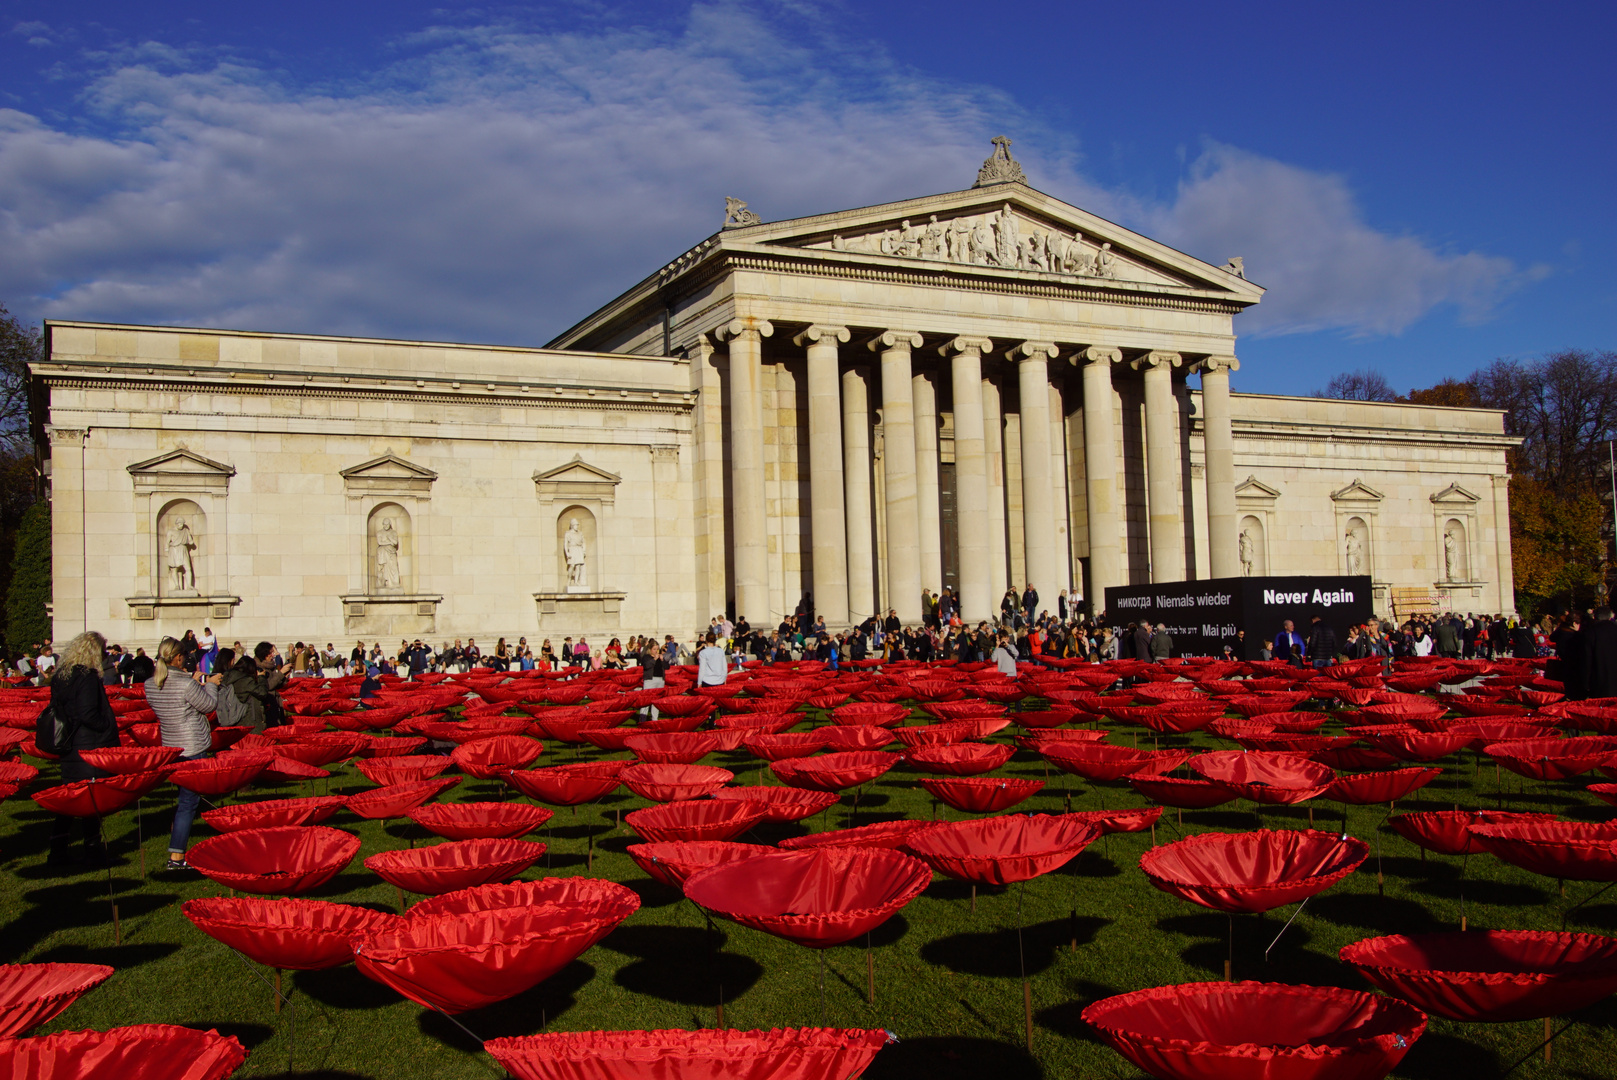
[1,0,1610,396]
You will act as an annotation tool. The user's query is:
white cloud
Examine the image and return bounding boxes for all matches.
[0,4,1526,345]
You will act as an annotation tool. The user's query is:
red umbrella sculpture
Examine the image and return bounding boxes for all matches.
[200,795,348,833]
[351,891,639,1013]
[450,735,544,779]
[503,760,624,805]
[406,801,553,840]
[0,962,113,1038]
[184,896,403,971]
[1141,830,1370,979]
[709,786,841,823]
[627,840,771,888]
[0,1023,250,1080]
[816,726,896,752]
[1190,750,1335,807]
[919,777,1044,815]
[622,763,733,803]
[344,776,462,821]
[770,752,899,823]
[1083,981,1424,1080]
[485,1027,893,1080]
[625,799,770,843]
[778,819,944,852]
[684,845,931,1015]
[354,755,453,785]
[906,743,1015,776]
[365,837,546,904]
[624,732,720,764]
[187,826,362,895]
[408,876,637,921]
[1468,820,1617,925]
[169,752,274,797]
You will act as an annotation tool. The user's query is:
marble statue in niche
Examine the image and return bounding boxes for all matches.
[166,518,197,593]
[564,518,588,589]
[1344,527,1365,576]
[1444,529,1461,582]
[375,517,402,590]
[1238,529,1255,576]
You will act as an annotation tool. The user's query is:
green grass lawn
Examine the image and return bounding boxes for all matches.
[4,707,1617,1079]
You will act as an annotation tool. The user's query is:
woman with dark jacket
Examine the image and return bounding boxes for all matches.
[47,631,121,867]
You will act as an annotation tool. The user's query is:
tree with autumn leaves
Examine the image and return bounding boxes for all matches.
[1320,349,1617,617]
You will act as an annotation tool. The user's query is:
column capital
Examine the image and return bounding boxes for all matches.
[1193,354,1240,375]
[1073,345,1122,367]
[865,330,924,353]
[1003,341,1058,364]
[715,317,774,343]
[938,336,994,359]
[793,324,850,348]
[1131,350,1182,372]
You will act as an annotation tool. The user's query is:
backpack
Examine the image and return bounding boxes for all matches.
[215,677,248,728]
[34,703,69,756]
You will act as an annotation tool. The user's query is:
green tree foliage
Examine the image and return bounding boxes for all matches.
[0,305,41,646]
[6,501,50,651]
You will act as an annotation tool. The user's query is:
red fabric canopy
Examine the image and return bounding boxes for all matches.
[187,826,361,895]
[485,1027,893,1080]
[450,735,545,779]
[1387,810,1553,857]
[407,801,554,840]
[78,746,183,775]
[815,726,896,752]
[1061,806,1164,836]
[1342,930,1617,1023]
[1039,742,1154,782]
[625,799,769,843]
[906,743,1015,776]
[0,1024,250,1080]
[355,750,449,785]
[1468,820,1617,882]
[891,724,971,750]
[360,736,428,758]
[778,819,944,852]
[710,786,841,823]
[0,963,113,1038]
[1140,829,1370,914]
[903,813,1101,885]
[1083,981,1424,1080]
[1129,775,1238,809]
[272,734,368,767]
[200,795,347,833]
[344,776,462,820]
[684,846,931,949]
[622,763,734,803]
[628,840,771,888]
[31,769,168,817]
[828,703,908,727]
[919,776,1043,813]
[1323,767,1441,806]
[503,761,624,805]
[1190,751,1335,805]
[1484,737,1617,781]
[770,752,898,792]
[181,897,403,971]
[353,901,636,1013]
[624,732,720,764]
[169,752,274,797]
[1359,729,1471,762]
[407,876,639,921]
[744,734,828,761]
[365,838,545,895]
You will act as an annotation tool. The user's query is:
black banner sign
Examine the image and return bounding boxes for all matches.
[1104,575,1373,660]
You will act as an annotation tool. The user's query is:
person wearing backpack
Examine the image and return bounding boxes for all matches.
[145,636,221,871]
[213,649,254,731]
[45,631,120,867]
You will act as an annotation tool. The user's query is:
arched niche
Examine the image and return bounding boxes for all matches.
[1343,515,1371,577]
[157,498,205,597]
[368,503,413,594]
[1442,517,1469,583]
[557,506,597,592]
[1237,515,1265,576]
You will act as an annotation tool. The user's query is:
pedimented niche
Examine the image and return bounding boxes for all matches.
[533,455,621,506]
[341,453,438,499]
[127,448,235,496]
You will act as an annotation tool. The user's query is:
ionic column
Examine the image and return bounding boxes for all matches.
[1009,341,1060,606]
[868,330,925,624]
[796,325,851,626]
[913,367,943,595]
[1080,347,1123,604]
[942,337,994,624]
[1196,355,1240,579]
[715,317,773,623]
[842,367,876,624]
[1135,350,1185,582]
[983,375,1007,606]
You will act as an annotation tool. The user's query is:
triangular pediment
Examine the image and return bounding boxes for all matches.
[532,455,621,485]
[1234,475,1282,499]
[127,448,235,477]
[713,185,1265,300]
[1331,478,1384,502]
[340,454,438,481]
[1430,482,1481,504]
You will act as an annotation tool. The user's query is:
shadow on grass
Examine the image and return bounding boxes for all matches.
[1034,978,1124,1041]
[920,916,1107,977]
[0,881,179,963]
[863,1035,1042,1080]
[30,941,181,969]
[1310,893,1446,935]
[599,925,763,1004]
[1394,1031,1499,1079]
[417,959,596,1045]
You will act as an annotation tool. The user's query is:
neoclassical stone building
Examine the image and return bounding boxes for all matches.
[35,141,1517,646]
